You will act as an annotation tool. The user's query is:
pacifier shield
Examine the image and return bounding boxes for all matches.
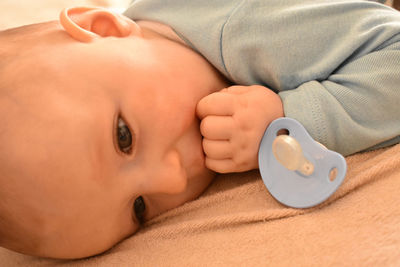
[258,118,347,208]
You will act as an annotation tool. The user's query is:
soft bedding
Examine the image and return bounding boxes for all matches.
[1,1,399,266]
[1,144,399,266]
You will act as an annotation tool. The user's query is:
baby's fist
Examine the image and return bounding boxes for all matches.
[196,85,284,173]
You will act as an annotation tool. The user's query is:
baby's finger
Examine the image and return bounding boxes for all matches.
[196,92,235,119]
[205,158,236,173]
[202,139,232,159]
[200,116,234,140]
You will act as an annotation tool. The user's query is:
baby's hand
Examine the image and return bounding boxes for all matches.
[196,85,284,173]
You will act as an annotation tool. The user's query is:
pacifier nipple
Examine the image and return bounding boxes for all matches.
[272,135,314,176]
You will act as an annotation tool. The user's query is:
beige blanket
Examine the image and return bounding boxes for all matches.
[1,144,399,266]
[1,1,400,266]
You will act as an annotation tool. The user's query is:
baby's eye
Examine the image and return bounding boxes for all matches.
[134,196,146,224]
[117,117,133,154]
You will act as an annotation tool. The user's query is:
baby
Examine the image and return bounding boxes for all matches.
[1,0,399,259]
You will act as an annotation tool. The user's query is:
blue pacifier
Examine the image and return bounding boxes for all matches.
[258,118,347,208]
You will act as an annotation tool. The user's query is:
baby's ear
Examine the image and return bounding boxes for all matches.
[59,7,141,42]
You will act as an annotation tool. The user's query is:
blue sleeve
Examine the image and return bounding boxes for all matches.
[279,41,400,155]
[220,0,400,155]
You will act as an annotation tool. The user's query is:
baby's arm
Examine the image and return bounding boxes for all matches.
[274,3,400,155]
[196,85,283,173]
[280,39,400,156]
[197,1,400,173]
[218,1,400,161]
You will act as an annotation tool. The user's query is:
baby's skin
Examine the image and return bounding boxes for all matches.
[0,7,283,258]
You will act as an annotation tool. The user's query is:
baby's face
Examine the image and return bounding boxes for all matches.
[0,12,228,258]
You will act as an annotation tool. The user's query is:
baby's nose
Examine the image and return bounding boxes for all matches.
[145,150,188,195]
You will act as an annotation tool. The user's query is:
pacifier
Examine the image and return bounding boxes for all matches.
[258,118,347,208]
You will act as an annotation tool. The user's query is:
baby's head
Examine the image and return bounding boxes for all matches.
[0,7,228,259]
